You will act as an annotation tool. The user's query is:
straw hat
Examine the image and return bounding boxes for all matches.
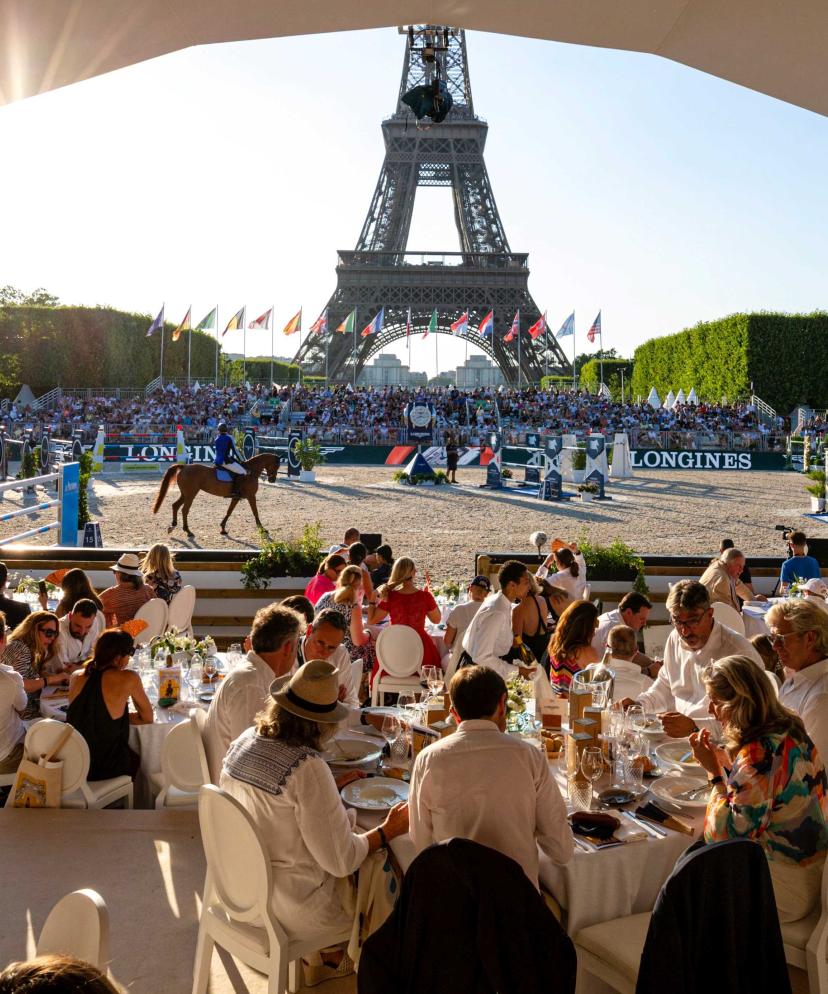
[110,553,143,577]
[272,659,348,724]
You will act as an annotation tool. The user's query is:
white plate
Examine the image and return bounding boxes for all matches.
[641,720,665,738]
[321,736,383,766]
[341,776,409,811]
[650,775,710,811]
[655,739,706,776]
[361,706,404,719]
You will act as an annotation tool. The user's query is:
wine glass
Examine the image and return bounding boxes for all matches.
[426,667,444,699]
[581,746,605,809]
[187,662,203,699]
[421,665,437,703]
[203,655,217,684]
[626,704,646,735]
[380,714,399,747]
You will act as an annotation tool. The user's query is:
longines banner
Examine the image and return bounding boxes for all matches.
[630,449,786,471]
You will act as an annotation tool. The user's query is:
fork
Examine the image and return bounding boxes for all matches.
[675,783,711,801]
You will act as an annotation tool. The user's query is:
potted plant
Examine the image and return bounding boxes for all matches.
[241,522,323,590]
[578,536,649,595]
[295,438,324,483]
[501,467,513,479]
[571,448,586,484]
[577,481,599,503]
[805,469,826,513]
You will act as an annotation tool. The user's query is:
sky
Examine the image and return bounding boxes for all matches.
[1,27,827,380]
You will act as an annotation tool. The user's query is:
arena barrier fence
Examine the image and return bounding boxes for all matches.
[0,462,80,547]
[0,428,33,481]
[93,427,187,472]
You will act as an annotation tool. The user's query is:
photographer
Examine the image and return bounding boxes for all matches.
[780,531,821,593]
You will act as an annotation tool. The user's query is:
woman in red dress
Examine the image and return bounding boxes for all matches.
[370,557,442,676]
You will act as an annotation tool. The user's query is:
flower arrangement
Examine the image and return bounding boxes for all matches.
[501,467,513,479]
[505,673,534,733]
[15,576,59,597]
[434,579,461,600]
[195,636,217,656]
[576,482,600,494]
[152,627,197,657]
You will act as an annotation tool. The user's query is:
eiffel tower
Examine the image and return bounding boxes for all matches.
[293,27,571,386]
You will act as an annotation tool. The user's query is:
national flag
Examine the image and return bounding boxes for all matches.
[309,308,329,335]
[527,311,546,341]
[423,309,437,340]
[556,311,575,339]
[361,307,384,338]
[587,310,602,344]
[283,309,302,336]
[223,307,245,337]
[336,309,356,334]
[504,310,519,343]
[450,310,469,337]
[405,307,412,338]
[146,305,165,337]
[477,310,494,339]
[171,306,191,342]
[249,307,272,330]
[195,307,217,331]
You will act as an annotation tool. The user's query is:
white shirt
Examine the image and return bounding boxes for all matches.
[0,663,26,762]
[461,592,517,680]
[219,728,368,941]
[445,600,483,677]
[294,637,359,709]
[409,719,573,888]
[637,621,765,730]
[54,611,106,666]
[780,658,828,765]
[591,609,622,654]
[204,651,288,782]
[536,553,588,600]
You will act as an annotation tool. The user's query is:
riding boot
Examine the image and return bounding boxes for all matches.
[231,475,244,499]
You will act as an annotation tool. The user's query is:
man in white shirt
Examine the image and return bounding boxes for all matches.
[409,665,573,889]
[52,599,104,672]
[443,575,490,679]
[768,599,828,763]
[591,591,652,657]
[204,604,304,781]
[624,580,764,737]
[461,561,533,680]
[293,609,360,710]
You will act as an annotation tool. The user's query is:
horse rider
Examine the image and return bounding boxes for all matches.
[213,423,247,498]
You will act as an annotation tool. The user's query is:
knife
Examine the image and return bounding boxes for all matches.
[623,810,666,839]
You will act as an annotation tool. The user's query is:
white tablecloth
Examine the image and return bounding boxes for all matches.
[742,603,770,638]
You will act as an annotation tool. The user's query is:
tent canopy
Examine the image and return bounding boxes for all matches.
[646,386,661,408]
[2,2,828,116]
[663,390,676,409]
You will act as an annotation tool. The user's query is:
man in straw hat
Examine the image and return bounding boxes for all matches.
[221,659,408,986]
[205,603,304,782]
[99,553,156,626]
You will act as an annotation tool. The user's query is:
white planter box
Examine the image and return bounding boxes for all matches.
[299,469,316,483]
[811,496,825,513]
[579,492,594,503]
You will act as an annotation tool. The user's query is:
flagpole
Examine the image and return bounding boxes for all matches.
[187,307,192,388]
[572,314,576,391]
[298,310,303,389]
[599,317,604,388]
[160,303,165,386]
[270,305,274,388]
[518,317,522,391]
[215,305,219,387]
[353,307,358,389]
[325,330,330,388]
[435,320,439,381]
[544,321,548,383]
[243,305,247,384]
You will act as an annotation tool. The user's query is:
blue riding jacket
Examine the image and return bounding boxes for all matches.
[213,433,241,467]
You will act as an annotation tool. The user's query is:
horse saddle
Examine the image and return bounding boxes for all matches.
[215,468,232,483]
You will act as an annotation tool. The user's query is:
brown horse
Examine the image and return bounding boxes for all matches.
[152,453,280,538]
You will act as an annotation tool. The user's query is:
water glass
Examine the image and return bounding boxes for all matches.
[623,753,645,792]
[380,715,400,745]
[568,775,592,813]
[226,643,243,670]
[187,663,203,698]
[626,704,646,735]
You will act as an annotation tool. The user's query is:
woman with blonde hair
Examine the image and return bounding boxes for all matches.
[54,567,103,617]
[547,600,600,693]
[690,654,828,922]
[370,557,441,673]
[314,565,374,668]
[0,611,66,719]
[140,542,182,604]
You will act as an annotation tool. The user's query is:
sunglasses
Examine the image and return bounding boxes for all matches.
[38,628,58,638]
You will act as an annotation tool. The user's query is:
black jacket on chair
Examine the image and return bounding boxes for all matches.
[358,837,576,994]
[636,838,791,994]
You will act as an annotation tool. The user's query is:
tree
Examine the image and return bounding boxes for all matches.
[0,285,60,307]
[574,348,618,376]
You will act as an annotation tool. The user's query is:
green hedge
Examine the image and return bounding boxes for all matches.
[631,312,828,413]
[540,375,575,390]
[0,305,220,395]
[224,358,307,386]
[579,358,634,400]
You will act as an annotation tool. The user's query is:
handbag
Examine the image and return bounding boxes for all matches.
[6,723,75,809]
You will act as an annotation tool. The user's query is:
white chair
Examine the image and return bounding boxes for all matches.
[151,712,210,809]
[371,625,425,707]
[712,601,746,635]
[193,785,351,994]
[24,719,133,809]
[37,888,110,970]
[642,624,671,658]
[167,585,196,636]
[134,598,169,645]
[781,855,828,994]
